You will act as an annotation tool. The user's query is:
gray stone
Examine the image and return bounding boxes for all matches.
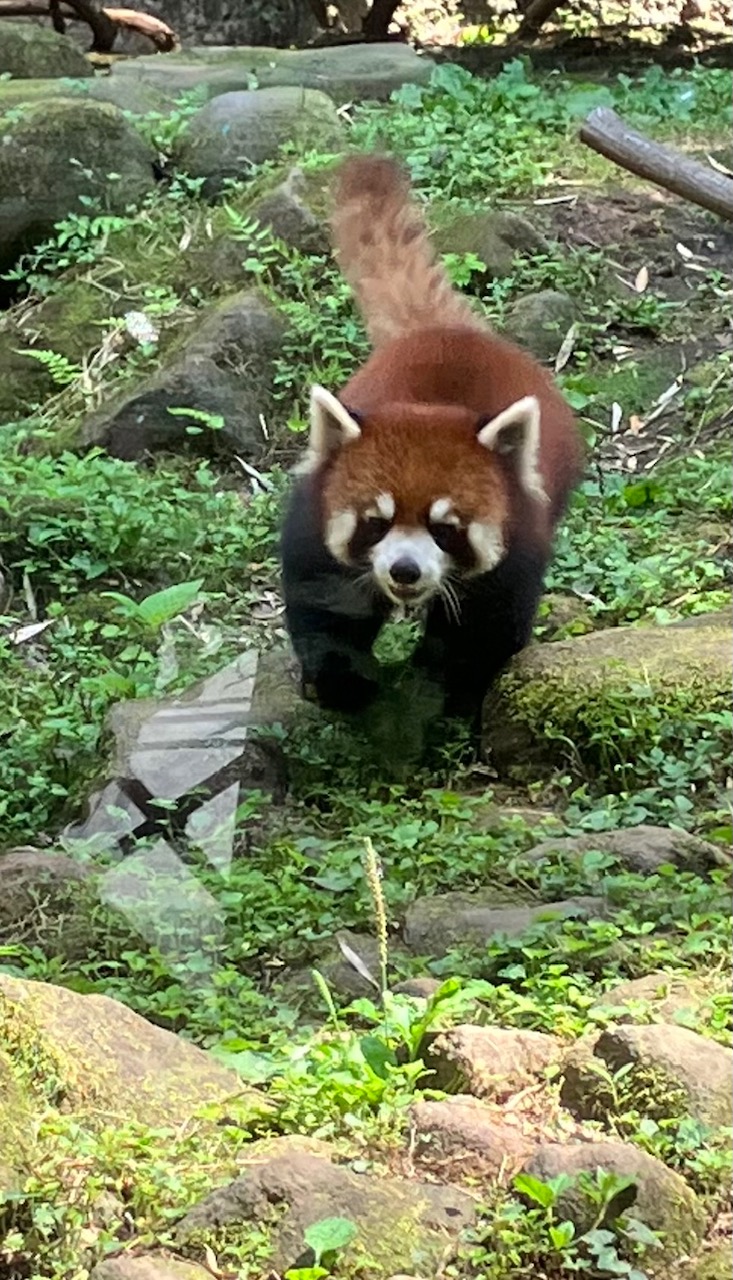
[404,891,605,958]
[503,290,576,361]
[250,167,330,256]
[0,99,154,277]
[173,88,344,197]
[434,208,549,280]
[78,291,285,460]
[109,43,434,106]
[595,1024,733,1127]
[0,20,92,79]
[393,977,443,1000]
[92,1258,212,1280]
[0,848,94,959]
[175,1136,475,1274]
[0,75,169,116]
[426,1024,564,1097]
[527,825,729,875]
[591,971,728,1029]
[410,1097,533,1171]
[525,1140,705,1261]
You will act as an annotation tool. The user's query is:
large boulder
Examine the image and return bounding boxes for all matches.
[109,43,434,106]
[425,1025,565,1097]
[410,1097,533,1172]
[526,825,730,875]
[525,1140,705,1262]
[433,208,550,280]
[404,890,605,958]
[173,87,343,197]
[0,20,92,79]
[250,166,331,256]
[591,971,729,1030]
[77,292,285,459]
[0,973,263,1128]
[483,613,732,782]
[594,1024,733,1127]
[175,1135,475,1274]
[0,99,155,276]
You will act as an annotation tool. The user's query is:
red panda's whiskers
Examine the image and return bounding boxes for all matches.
[439,578,462,625]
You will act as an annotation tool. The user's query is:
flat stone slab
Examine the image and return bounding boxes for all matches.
[110,43,434,105]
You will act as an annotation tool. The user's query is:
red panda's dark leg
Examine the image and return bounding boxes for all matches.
[281,479,391,714]
[284,600,388,713]
[416,546,547,722]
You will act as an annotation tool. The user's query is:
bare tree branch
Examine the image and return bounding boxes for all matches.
[0,0,176,50]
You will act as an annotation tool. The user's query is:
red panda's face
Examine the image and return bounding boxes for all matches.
[301,389,547,609]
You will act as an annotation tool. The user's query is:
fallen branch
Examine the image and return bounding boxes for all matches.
[579,106,733,222]
[101,7,177,50]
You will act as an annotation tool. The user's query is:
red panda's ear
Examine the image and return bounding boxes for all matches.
[295,385,363,475]
[476,395,549,505]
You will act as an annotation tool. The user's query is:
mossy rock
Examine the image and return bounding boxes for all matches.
[482,613,732,784]
[0,74,169,116]
[432,207,550,280]
[0,973,265,1128]
[0,154,339,431]
[0,98,154,277]
[0,20,92,79]
[176,1135,475,1275]
[108,42,434,106]
[0,278,122,424]
[173,87,344,198]
[671,1244,733,1280]
[0,1049,35,1192]
[526,1140,705,1264]
[503,289,576,361]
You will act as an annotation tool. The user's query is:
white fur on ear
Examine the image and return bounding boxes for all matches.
[477,395,549,505]
[294,385,362,475]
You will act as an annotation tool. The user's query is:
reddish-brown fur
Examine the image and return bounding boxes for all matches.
[280,154,584,723]
[324,155,583,546]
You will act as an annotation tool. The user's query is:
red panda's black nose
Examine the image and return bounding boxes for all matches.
[389,558,422,586]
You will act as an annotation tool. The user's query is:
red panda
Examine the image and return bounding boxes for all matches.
[281,154,584,725]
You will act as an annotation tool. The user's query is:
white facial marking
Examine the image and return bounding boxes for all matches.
[370,527,448,604]
[477,395,549,505]
[364,492,395,521]
[325,508,357,563]
[467,521,505,574]
[429,497,461,526]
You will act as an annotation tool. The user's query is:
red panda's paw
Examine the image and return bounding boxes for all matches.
[300,658,380,716]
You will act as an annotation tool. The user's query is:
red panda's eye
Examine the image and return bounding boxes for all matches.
[364,516,390,534]
[358,515,391,548]
[429,522,465,555]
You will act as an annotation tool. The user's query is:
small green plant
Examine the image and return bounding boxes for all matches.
[13,348,83,387]
[285,1217,359,1279]
[167,406,225,435]
[460,1169,660,1279]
